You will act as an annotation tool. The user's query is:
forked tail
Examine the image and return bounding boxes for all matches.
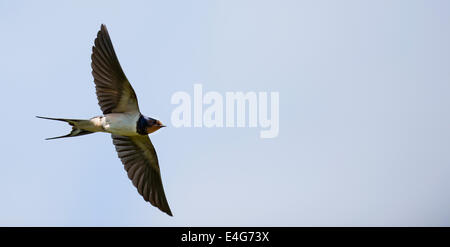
[36,116,94,140]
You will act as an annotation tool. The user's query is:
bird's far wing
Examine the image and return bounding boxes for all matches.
[111,134,173,216]
[91,24,140,114]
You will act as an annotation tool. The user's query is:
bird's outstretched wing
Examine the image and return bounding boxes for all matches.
[112,134,173,216]
[91,24,140,114]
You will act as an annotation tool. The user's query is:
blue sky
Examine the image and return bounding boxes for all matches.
[1,0,450,226]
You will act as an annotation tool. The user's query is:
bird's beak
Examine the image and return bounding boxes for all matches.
[160,125,166,128]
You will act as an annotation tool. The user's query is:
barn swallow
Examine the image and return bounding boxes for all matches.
[37,24,172,216]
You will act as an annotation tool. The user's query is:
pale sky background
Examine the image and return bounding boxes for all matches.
[1,0,449,226]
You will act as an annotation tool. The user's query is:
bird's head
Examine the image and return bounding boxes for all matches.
[137,115,166,135]
[145,117,166,134]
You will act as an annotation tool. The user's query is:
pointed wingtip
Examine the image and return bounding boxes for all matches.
[156,202,173,216]
[163,205,173,216]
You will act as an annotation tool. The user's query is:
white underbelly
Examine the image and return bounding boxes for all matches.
[103,112,140,136]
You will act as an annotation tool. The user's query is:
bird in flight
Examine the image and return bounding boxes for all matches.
[37,24,172,216]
